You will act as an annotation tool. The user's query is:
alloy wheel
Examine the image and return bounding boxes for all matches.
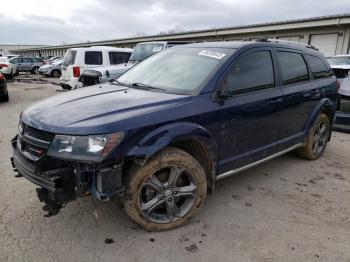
[139,165,198,224]
[312,121,328,155]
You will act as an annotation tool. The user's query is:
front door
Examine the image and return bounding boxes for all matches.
[217,48,285,174]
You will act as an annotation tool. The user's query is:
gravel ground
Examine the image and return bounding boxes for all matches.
[0,73,350,262]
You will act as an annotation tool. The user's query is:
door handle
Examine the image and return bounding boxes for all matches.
[269,98,282,104]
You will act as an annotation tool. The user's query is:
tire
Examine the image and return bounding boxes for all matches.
[60,84,71,90]
[0,93,9,102]
[31,67,39,74]
[51,69,60,78]
[296,113,330,160]
[123,147,207,231]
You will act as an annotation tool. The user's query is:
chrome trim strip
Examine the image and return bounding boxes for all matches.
[216,143,303,180]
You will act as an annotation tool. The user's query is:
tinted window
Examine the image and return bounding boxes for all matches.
[224,51,275,94]
[10,58,19,63]
[278,51,309,85]
[306,55,333,79]
[85,51,103,65]
[23,58,31,63]
[63,49,77,66]
[109,52,131,65]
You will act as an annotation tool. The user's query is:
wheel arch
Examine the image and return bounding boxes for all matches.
[124,122,219,191]
[304,98,336,141]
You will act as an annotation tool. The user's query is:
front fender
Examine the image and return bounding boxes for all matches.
[127,122,218,157]
[126,122,219,184]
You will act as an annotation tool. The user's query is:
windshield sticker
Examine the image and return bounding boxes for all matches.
[198,50,226,60]
[152,46,163,52]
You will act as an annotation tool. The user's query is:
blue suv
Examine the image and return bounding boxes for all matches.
[11,40,337,231]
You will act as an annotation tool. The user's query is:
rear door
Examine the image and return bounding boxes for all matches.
[217,48,285,173]
[274,49,319,147]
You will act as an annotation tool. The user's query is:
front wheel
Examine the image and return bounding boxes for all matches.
[32,67,39,74]
[297,113,330,160]
[123,147,207,231]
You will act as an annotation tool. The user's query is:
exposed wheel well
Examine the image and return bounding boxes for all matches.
[169,139,214,191]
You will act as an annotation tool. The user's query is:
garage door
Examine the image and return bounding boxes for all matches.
[277,36,301,43]
[310,33,338,57]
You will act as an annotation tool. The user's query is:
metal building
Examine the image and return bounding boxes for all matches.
[10,13,350,58]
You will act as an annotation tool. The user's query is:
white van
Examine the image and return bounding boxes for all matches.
[60,46,132,90]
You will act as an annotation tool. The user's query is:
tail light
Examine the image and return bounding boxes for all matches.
[73,66,80,77]
[0,72,4,80]
[0,64,8,68]
[336,79,341,91]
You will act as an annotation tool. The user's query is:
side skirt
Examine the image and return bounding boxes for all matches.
[216,143,303,181]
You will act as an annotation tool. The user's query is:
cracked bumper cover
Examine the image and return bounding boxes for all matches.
[11,135,124,215]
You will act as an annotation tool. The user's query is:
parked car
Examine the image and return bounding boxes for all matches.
[330,56,350,132]
[39,59,62,77]
[79,41,192,87]
[44,56,61,64]
[10,57,45,74]
[0,72,8,101]
[60,46,133,90]
[0,57,18,78]
[11,40,337,231]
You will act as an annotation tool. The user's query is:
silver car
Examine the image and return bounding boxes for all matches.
[39,59,62,77]
[10,57,45,74]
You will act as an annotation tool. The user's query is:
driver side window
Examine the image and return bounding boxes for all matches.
[223,50,275,95]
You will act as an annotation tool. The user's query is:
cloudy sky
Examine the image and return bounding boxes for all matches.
[1,0,349,45]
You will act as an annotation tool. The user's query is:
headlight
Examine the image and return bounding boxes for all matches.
[47,132,124,161]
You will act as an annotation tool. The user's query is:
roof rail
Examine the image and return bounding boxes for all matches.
[255,37,318,50]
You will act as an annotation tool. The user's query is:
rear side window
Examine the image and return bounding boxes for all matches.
[306,55,333,79]
[224,50,275,95]
[109,52,131,65]
[63,50,77,66]
[85,51,103,65]
[277,51,309,85]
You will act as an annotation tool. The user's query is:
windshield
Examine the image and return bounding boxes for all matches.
[129,43,164,62]
[62,49,77,66]
[118,47,235,94]
[328,56,350,65]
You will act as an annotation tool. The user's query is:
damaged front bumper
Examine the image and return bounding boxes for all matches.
[11,134,124,217]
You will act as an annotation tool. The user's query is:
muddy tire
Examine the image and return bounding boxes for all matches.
[123,147,207,231]
[297,113,330,160]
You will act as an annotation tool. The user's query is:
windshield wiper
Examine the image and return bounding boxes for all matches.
[131,82,166,91]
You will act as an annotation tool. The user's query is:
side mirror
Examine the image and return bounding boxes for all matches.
[217,79,233,99]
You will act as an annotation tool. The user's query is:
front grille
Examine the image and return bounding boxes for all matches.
[337,95,350,113]
[18,123,55,160]
[23,124,55,142]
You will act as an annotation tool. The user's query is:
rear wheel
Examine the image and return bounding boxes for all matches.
[123,147,207,231]
[297,113,330,160]
[51,69,60,78]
